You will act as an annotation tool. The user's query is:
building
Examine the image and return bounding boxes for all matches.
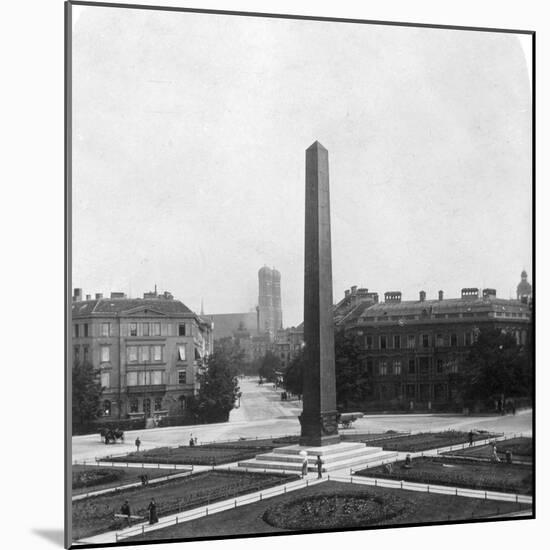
[207,312,259,341]
[517,270,532,302]
[258,265,283,340]
[338,285,532,411]
[71,288,213,421]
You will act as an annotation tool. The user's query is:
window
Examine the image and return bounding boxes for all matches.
[126,372,137,386]
[139,346,150,362]
[436,334,444,347]
[154,397,162,411]
[393,335,401,349]
[83,346,89,363]
[407,335,416,349]
[74,324,79,338]
[151,371,163,385]
[142,323,150,336]
[464,332,472,346]
[130,323,137,336]
[422,334,430,348]
[100,345,110,363]
[450,333,458,347]
[366,360,373,375]
[74,346,80,363]
[419,357,430,374]
[153,345,162,361]
[379,361,387,375]
[151,323,161,336]
[179,324,186,336]
[129,398,139,413]
[178,345,186,361]
[102,400,111,416]
[101,372,110,388]
[380,335,387,349]
[178,370,187,384]
[436,359,444,373]
[408,359,416,374]
[393,360,402,375]
[365,335,373,350]
[448,360,459,374]
[406,384,415,398]
[127,346,137,362]
[84,324,89,337]
[101,323,110,337]
[178,395,186,412]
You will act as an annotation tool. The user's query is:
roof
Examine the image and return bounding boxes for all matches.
[72,298,193,318]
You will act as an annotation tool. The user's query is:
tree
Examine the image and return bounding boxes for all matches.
[72,360,103,429]
[192,349,241,423]
[284,350,304,396]
[335,329,371,410]
[258,351,280,383]
[459,328,531,407]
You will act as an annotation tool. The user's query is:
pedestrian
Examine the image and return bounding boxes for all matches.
[120,499,131,527]
[491,442,500,463]
[316,455,323,479]
[148,498,158,525]
[468,430,474,447]
[189,434,195,447]
[135,437,141,452]
[194,436,198,445]
[301,457,308,478]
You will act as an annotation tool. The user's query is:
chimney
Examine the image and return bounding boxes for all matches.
[351,285,358,295]
[482,288,496,299]
[384,291,402,303]
[73,288,83,302]
[461,288,479,300]
[419,290,426,302]
[344,289,350,298]
[95,293,103,300]
[85,294,91,301]
[438,290,444,301]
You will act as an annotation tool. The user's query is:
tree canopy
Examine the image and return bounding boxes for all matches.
[258,350,281,382]
[459,328,531,405]
[72,360,104,429]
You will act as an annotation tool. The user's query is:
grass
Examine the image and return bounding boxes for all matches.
[379,430,496,452]
[356,456,532,494]
[72,465,185,496]
[443,438,532,462]
[72,470,297,540]
[127,481,530,542]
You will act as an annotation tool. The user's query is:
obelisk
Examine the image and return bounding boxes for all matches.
[299,141,340,447]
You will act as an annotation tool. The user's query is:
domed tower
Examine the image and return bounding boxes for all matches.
[258,266,273,337]
[272,268,283,333]
[516,270,532,302]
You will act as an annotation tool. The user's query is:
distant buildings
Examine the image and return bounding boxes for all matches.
[517,270,532,302]
[71,288,213,421]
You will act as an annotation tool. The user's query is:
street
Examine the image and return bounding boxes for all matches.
[72,376,532,463]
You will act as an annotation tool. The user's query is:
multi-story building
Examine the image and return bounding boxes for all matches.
[339,284,532,411]
[71,288,213,421]
[258,265,283,340]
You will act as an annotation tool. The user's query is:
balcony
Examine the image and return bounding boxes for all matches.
[127,385,166,394]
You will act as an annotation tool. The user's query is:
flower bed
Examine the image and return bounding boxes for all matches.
[355,456,532,494]
[379,430,495,452]
[72,470,298,541]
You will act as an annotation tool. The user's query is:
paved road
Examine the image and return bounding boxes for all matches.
[72,376,532,463]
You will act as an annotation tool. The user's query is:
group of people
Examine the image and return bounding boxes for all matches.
[189,433,198,446]
[119,498,158,527]
[301,454,324,479]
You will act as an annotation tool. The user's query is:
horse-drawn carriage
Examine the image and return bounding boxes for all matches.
[99,427,125,444]
[338,412,364,429]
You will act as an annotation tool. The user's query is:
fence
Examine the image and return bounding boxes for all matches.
[114,476,320,542]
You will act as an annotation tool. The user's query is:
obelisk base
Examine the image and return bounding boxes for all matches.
[299,410,341,447]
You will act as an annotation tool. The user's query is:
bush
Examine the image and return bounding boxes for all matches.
[156,415,196,428]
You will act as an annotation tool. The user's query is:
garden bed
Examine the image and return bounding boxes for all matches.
[443,437,532,463]
[355,456,532,494]
[72,465,184,496]
[378,430,496,452]
[72,470,297,541]
[127,481,530,542]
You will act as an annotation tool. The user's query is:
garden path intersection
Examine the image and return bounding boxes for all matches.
[72,405,532,543]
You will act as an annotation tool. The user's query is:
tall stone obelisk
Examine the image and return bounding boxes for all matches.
[299,141,340,447]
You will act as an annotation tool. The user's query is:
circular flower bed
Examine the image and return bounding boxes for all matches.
[262,492,406,530]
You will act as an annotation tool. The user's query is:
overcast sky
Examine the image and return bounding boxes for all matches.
[71,5,532,327]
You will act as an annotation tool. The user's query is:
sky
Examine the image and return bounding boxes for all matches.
[71,5,532,327]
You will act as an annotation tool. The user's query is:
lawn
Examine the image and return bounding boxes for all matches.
[72,470,297,541]
[72,465,185,496]
[378,431,496,452]
[356,456,532,494]
[443,438,532,463]
[127,481,530,542]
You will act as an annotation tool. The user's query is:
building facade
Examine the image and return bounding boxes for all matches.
[258,266,283,340]
[339,285,531,411]
[71,288,213,421]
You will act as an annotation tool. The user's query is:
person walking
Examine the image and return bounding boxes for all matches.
[468,430,474,447]
[148,498,158,525]
[316,455,323,479]
[301,456,308,478]
[135,437,141,452]
[120,500,132,527]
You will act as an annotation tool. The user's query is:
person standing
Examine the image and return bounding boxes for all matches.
[301,457,308,478]
[120,500,132,527]
[468,430,474,447]
[135,437,141,452]
[148,498,158,525]
[316,455,323,479]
